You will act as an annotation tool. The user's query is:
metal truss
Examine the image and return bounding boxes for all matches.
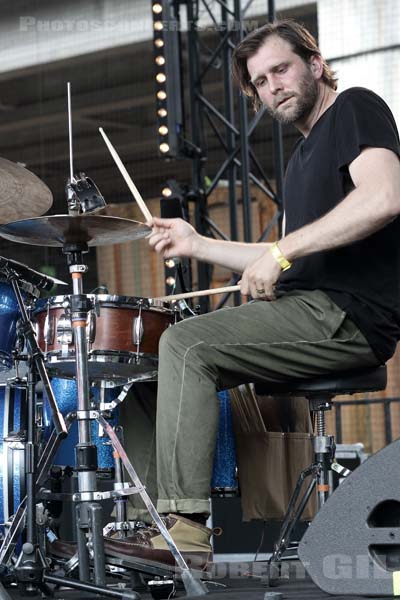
[171,0,283,310]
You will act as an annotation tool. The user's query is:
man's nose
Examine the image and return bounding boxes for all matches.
[269,75,282,94]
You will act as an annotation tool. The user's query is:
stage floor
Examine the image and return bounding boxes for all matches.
[5,560,389,600]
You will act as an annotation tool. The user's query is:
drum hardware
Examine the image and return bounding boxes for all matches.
[133,304,144,361]
[67,173,106,216]
[37,484,141,508]
[57,312,73,356]
[98,383,134,412]
[55,241,109,587]
[65,83,105,218]
[104,425,137,539]
[43,572,140,600]
[177,298,198,318]
[59,549,80,576]
[35,503,52,569]
[10,309,63,595]
[72,485,143,503]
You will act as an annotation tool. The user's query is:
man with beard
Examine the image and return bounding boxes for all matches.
[109,20,400,570]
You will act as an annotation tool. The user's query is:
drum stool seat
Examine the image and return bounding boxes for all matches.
[254,365,387,586]
[255,364,387,398]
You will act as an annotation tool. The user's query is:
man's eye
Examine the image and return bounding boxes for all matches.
[255,79,265,88]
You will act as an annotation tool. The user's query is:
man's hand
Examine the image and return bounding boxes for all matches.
[239,247,282,300]
[147,216,200,258]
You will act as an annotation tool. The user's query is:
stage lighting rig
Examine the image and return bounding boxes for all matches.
[160,179,192,295]
[152,0,184,158]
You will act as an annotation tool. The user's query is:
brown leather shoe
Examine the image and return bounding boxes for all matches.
[49,539,77,559]
[104,514,212,572]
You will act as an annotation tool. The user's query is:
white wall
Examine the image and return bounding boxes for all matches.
[0,0,154,74]
[0,0,307,75]
[318,0,400,125]
[1,0,399,124]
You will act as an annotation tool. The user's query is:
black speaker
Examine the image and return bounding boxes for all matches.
[299,438,400,596]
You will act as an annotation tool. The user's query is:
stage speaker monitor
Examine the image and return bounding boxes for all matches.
[299,438,400,596]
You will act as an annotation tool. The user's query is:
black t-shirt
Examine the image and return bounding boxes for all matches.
[276,87,400,363]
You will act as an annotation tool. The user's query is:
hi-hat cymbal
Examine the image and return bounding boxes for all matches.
[0,158,52,224]
[0,215,151,247]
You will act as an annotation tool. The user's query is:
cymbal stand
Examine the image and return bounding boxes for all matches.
[54,243,208,598]
[6,274,67,595]
[13,349,50,595]
[61,242,107,587]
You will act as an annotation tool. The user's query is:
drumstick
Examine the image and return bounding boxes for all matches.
[153,284,241,303]
[99,127,153,223]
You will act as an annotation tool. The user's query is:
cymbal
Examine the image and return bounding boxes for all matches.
[0,158,52,224]
[0,215,151,247]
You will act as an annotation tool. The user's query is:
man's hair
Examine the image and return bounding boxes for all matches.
[231,19,338,111]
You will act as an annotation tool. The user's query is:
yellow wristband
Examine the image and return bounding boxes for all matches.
[270,242,292,271]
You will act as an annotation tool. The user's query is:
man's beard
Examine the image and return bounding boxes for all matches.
[265,69,319,125]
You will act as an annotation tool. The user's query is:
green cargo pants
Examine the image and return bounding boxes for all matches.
[119,289,379,520]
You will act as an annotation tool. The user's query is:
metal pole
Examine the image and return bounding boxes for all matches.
[222,3,241,305]
[186,0,211,312]
[268,0,285,228]
[222,5,238,243]
[65,244,106,586]
[235,0,252,242]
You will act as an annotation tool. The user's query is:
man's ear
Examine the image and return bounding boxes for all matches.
[310,55,323,79]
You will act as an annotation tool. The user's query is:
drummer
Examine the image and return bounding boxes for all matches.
[120,18,400,569]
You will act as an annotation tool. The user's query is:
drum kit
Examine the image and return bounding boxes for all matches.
[0,152,208,597]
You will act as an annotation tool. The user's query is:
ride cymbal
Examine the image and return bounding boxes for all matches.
[0,215,151,247]
[0,158,52,223]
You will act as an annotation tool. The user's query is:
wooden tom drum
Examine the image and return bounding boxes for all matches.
[33,295,176,386]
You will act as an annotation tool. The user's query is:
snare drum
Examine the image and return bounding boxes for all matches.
[34,295,176,385]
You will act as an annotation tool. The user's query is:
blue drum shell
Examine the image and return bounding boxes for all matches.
[43,378,119,469]
[0,381,27,527]
[212,390,238,492]
[0,282,22,370]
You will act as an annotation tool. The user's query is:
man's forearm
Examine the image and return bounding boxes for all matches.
[193,236,272,273]
[279,184,398,262]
